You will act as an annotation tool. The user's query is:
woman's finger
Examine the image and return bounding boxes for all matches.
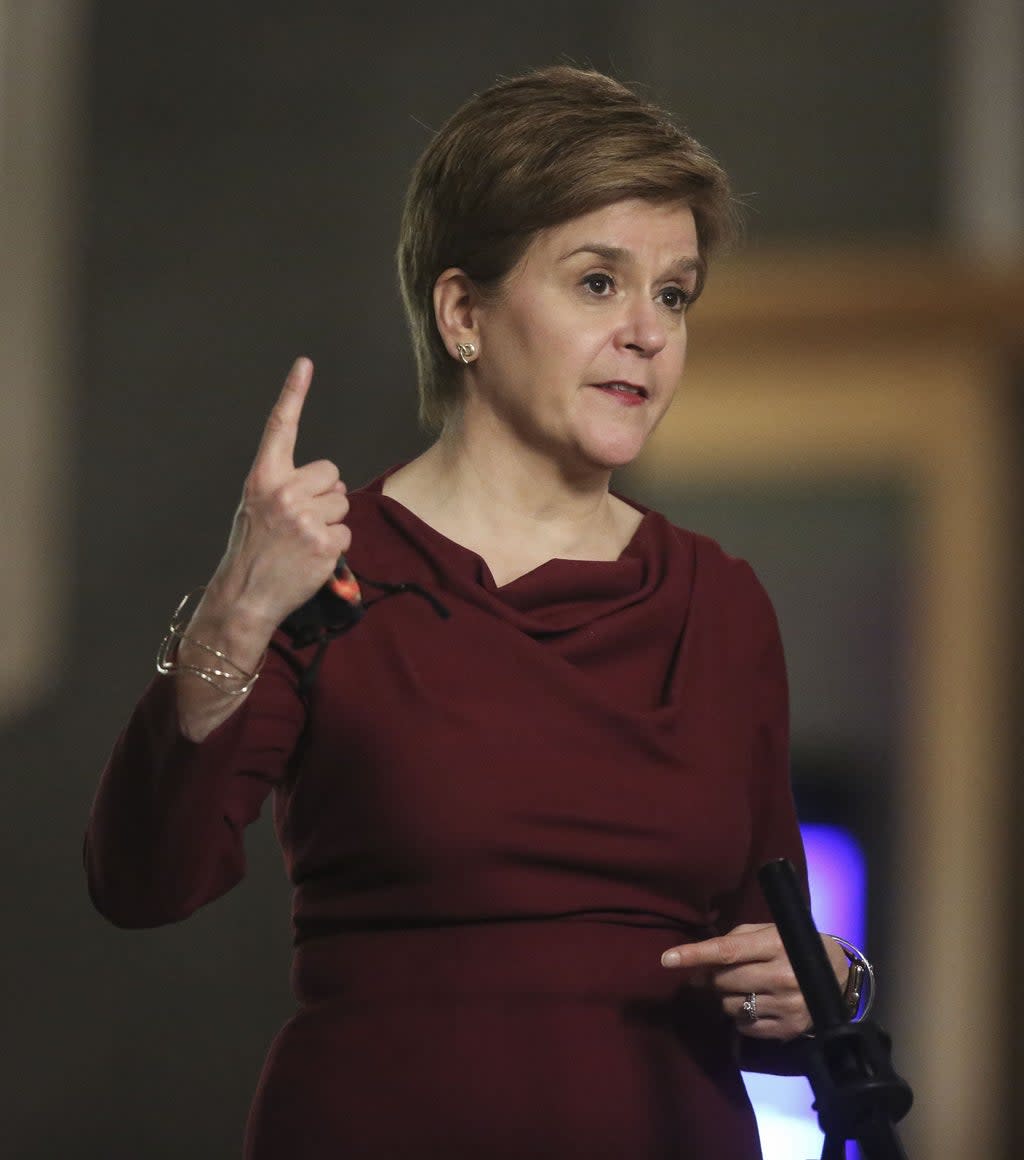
[726,993,769,1024]
[250,357,313,483]
[692,958,799,997]
[291,458,342,496]
[661,923,778,971]
[727,991,812,1040]
[313,490,351,527]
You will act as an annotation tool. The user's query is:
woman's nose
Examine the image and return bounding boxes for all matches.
[618,298,668,357]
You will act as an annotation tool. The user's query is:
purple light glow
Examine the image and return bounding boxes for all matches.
[743,824,867,1160]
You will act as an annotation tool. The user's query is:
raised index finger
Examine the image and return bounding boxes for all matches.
[252,357,313,479]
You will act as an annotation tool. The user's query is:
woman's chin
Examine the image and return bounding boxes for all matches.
[572,427,651,472]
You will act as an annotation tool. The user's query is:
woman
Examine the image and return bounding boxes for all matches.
[86,66,859,1158]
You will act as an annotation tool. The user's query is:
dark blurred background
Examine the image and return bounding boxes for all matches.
[1,2,1021,1157]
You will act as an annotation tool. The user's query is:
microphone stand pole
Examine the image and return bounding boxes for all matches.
[757,859,913,1160]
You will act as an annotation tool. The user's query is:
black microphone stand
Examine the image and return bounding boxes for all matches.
[757,859,913,1160]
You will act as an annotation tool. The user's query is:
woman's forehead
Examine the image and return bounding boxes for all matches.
[527,200,699,266]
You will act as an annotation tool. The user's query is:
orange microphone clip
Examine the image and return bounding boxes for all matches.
[327,560,362,608]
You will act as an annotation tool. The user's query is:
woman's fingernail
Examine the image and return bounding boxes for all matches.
[661,950,682,968]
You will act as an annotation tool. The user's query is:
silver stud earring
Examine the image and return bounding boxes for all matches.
[456,342,477,364]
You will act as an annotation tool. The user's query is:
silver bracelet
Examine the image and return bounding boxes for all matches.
[823,933,876,1022]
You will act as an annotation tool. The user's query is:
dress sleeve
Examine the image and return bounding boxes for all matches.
[84,636,307,928]
[727,570,809,929]
[730,571,815,1076]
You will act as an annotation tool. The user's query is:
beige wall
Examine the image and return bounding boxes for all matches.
[0,1,80,721]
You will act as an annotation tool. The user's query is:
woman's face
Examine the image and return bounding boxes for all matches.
[467,198,701,473]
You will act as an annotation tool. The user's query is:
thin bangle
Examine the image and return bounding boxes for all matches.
[822,933,876,1023]
[156,589,266,696]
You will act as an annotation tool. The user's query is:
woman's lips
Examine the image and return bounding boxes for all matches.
[591,382,648,406]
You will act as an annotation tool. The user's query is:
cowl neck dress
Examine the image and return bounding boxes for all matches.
[86,470,807,1160]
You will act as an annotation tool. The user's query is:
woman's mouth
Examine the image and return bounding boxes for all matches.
[591,381,649,405]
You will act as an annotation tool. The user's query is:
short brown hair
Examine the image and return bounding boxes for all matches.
[397,65,738,430]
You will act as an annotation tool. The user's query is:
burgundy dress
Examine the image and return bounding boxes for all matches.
[85,473,807,1159]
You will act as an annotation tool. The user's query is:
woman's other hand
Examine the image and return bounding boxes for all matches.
[175,358,350,740]
[660,924,850,1040]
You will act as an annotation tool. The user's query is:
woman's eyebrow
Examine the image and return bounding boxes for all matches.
[560,243,630,264]
[560,244,702,276]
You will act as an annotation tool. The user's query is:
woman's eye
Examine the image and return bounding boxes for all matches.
[583,273,614,295]
[659,286,691,311]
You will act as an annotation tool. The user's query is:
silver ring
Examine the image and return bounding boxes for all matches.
[741,992,759,1023]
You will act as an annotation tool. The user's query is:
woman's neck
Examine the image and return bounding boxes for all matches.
[381,415,638,581]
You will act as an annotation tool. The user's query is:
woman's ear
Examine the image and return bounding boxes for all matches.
[433,268,480,362]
